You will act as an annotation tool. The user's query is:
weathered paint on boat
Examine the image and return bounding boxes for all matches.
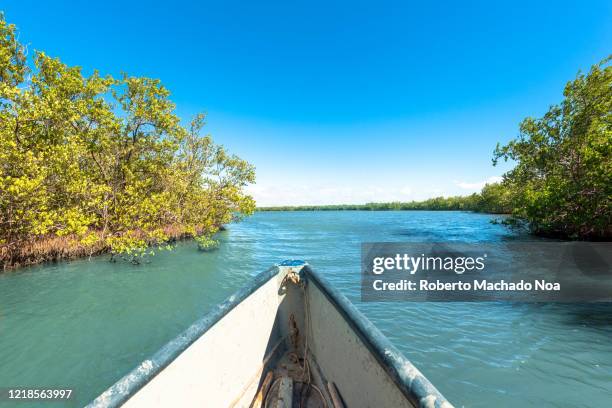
[87,261,452,408]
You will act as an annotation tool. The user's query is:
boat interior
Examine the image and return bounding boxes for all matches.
[88,262,451,408]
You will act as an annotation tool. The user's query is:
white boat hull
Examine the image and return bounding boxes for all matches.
[88,261,452,408]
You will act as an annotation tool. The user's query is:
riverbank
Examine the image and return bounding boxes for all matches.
[257,204,508,213]
[0,203,506,271]
[257,195,510,214]
[257,186,512,214]
[0,224,218,271]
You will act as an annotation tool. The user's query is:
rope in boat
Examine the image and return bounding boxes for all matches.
[299,272,328,408]
[262,271,328,408]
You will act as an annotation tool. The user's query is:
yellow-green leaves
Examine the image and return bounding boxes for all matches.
[0,13,26,96]
[0,15,255,268]
[494,56,611,239]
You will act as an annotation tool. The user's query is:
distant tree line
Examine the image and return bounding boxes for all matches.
[0,16,255,269]
[258,182,511,213]
[261,57,611,240]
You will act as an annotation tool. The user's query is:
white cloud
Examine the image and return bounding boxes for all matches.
[455,176,503,190]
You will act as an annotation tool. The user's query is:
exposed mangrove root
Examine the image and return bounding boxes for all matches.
[1,224,218,271]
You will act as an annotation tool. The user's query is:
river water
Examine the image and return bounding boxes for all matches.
[0,211,611,407]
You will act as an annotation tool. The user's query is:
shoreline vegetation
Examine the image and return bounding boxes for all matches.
[1,224,218,269]
[0,16,255,270]
[257,184,511,214]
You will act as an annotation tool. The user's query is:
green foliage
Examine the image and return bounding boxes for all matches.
[475,183,513,214]
[257,189,509,213]
[0,15,255,267]
[494,56,611,239]
[195,235,220,252]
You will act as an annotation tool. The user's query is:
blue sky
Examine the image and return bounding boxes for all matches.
[3,1,611,205]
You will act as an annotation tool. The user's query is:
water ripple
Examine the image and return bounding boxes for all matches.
[0,211,610,407]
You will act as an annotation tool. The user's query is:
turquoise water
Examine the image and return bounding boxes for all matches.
[1,211,611,407]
